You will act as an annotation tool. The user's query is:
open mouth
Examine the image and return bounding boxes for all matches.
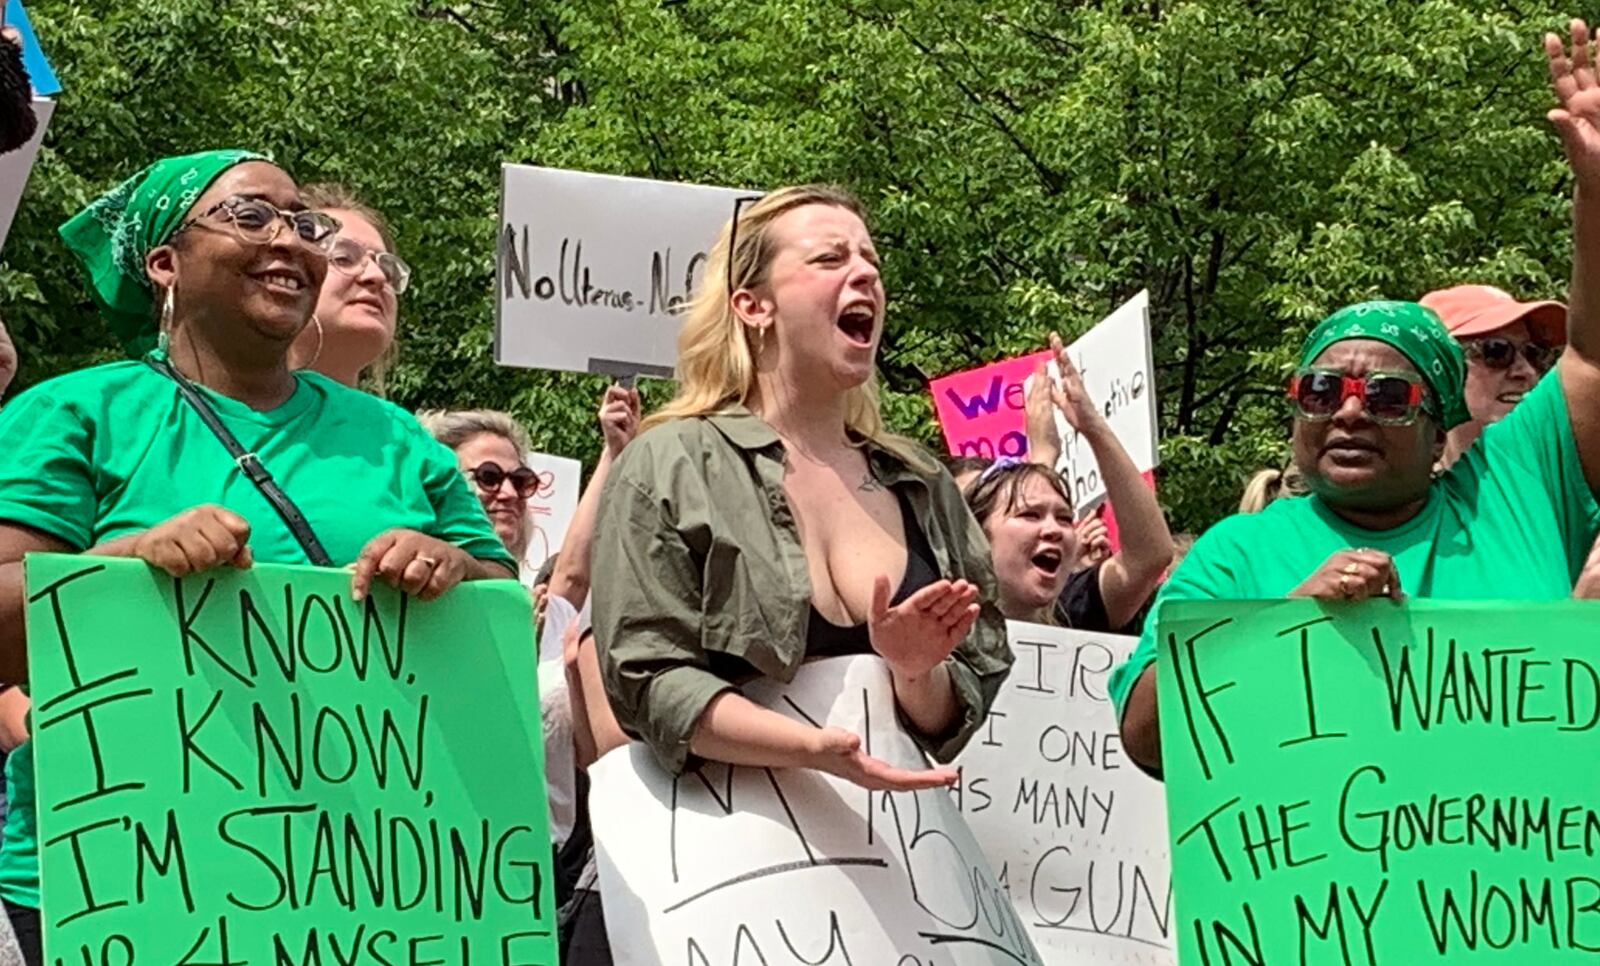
[1323,437,1381,457]
[1030,547,1063,577]
[837,304,876,347]
[252,270,307,296]
[1496,392,1525,405]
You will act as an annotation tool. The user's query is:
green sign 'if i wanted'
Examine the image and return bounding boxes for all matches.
[23,554,554,966]
[1157,599,1600,965]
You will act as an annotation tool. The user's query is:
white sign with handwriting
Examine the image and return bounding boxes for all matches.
[589,656,1044,966]
[495,165,754,377]
[518,451,581,578]
[1026,291,1158,514]
[954,622,1174,965]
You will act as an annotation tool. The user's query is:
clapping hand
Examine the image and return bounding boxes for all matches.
[1024,360,1062,466]
[1046,332,1105,433]
[867,576,980,679]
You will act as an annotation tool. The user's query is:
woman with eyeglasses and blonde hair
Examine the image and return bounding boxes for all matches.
[591,184,1012,791]
[287,183,411,393]
[0,151,514,965]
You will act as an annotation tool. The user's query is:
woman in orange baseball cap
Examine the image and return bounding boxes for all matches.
[1420,283,1566,466]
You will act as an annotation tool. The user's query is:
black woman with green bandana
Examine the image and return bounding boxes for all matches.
[1114,292,1600,775]
[1114,21,1600,775]
[0,151,515,965]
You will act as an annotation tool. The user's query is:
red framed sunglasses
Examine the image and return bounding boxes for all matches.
[1288,368,1428,425]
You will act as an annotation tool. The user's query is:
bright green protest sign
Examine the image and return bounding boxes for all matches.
[24,554,555,966]
[1156,599,1600,964]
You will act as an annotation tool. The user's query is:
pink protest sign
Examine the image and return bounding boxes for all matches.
[928,350,1053,461]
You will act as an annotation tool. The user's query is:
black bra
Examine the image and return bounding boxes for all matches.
[805,490,940,659]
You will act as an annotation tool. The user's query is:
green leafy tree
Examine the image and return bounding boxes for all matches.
[2,0,1582,531]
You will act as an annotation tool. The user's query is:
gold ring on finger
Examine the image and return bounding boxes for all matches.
[416,555,441,568]
[1339,573,1354,597]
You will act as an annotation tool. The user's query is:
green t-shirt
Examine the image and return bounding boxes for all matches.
[0,355,515,907]
[1109,369,1600,720]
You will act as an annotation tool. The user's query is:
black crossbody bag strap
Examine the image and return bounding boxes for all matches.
[147,357,335,567]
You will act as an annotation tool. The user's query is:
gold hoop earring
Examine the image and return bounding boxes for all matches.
[157,285,175,353]
[306,316,324,369]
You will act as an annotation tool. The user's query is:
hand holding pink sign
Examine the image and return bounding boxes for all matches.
[929,350,1054,462]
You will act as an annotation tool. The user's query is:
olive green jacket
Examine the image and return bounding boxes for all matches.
[591,405,1013,774]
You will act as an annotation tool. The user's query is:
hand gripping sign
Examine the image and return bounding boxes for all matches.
[25,555,556,966]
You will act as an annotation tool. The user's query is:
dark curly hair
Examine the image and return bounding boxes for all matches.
[0,31,37,155]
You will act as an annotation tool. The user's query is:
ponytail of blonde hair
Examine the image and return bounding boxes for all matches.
[1239,462,1307,513]
[643,184,886,441]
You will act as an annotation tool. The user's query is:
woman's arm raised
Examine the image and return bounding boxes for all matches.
[1046,333,1174,627]
[548,384,640,608]
[1548,21,1600,490]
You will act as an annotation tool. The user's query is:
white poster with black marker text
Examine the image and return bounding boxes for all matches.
[518,451,581,580]
[953,622,1174,965]
[1026,292,1159,515]
[495,165,754,377]
[590,656,1044,966]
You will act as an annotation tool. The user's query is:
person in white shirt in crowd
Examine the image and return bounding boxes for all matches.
[415,410,578,867]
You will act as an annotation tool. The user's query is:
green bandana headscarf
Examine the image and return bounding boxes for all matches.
[59,148,269,356]
[1297,300,1470,430]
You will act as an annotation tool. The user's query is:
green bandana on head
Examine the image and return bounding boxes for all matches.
[1297,300,1470,430]
[59,149,269,357]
